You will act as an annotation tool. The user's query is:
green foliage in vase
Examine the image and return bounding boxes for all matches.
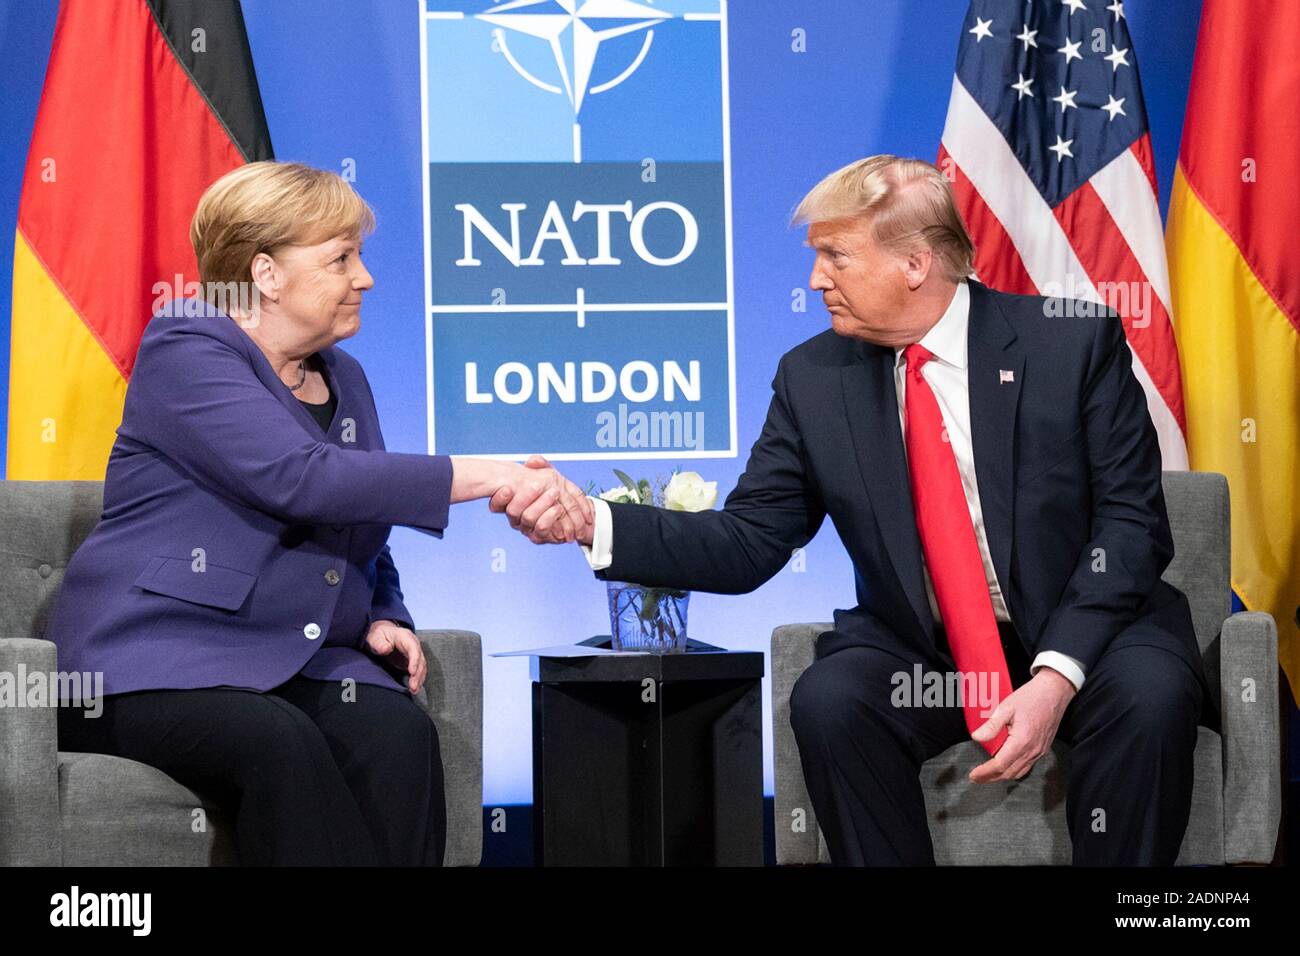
[592,468,720,629]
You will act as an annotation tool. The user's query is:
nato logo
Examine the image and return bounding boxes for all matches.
[420,0,736,459]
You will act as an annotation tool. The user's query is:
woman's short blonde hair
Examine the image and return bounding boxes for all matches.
[791,155,975,282]
[190,161,376,290]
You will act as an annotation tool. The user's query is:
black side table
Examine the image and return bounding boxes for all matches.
[531,636,765,866]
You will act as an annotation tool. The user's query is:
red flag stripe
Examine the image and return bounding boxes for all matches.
[1052,181,1187,430]
[17,0,246,380]
[938,144,1038,296]
[1130,135,1159,198]
[1178,0,1300,333]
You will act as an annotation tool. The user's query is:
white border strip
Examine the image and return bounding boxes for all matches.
[429,302,730,312]
[719,0,738,459]
[471,449,738,461]
[420,0,436,455]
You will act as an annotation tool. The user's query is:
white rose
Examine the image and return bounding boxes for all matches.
[599,485,641,504]
[663,471,718,512]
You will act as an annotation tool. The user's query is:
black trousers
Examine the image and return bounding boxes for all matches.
[789,620,1205,865]
[57,673,446,866]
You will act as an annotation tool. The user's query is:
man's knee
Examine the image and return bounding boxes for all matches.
[790,647,897,742]
[1088,644,1202,743]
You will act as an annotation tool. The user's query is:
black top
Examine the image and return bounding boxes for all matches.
[299,389,337,432]
[296,356,337,432]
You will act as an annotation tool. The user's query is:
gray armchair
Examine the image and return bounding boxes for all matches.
[0,479,483,866]
[772,471,1280,865]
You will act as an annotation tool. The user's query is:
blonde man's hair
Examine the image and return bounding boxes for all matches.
[791,155,975,283]
[190,160,376,292]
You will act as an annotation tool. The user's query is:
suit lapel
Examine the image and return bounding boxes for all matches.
[966,282,1023,624]
[841,344,935,639]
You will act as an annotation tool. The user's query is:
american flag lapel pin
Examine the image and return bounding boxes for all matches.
[999,369,1015,384]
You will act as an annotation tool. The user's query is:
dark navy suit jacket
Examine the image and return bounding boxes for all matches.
[44,300,453,697]
[599,280,1213,718]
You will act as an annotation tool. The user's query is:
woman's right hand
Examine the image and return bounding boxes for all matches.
[490,456,593,544]
[449,455,591,544]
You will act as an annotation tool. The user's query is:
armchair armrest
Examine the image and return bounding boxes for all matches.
[1217,611,1280,864]
[415,629,483,866]
[0,638,63,865]
[771,623,832,865]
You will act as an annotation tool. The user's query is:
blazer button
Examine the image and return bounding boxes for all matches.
[304,623,321,640]
[324,569,341,586]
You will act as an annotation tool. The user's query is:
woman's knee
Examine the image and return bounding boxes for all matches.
[383,699,445,782]
[218,695,341,784]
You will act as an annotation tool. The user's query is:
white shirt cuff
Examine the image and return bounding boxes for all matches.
[579,496,613,570]
[1030,650,1086,692]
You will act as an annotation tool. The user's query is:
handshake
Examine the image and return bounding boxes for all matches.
[453,454,594,547]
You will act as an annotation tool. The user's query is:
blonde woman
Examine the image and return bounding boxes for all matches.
[47,161,592,865]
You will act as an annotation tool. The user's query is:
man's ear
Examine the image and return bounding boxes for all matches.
[903,248,933,290]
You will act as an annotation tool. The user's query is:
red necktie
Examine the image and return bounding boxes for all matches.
[902,343,1011,756]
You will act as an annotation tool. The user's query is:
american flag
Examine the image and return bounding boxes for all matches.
[938,0,1187,468]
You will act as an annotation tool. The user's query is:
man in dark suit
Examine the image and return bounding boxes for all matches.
[499,155,1214,865]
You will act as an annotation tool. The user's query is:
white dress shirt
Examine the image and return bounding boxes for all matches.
[582,280,1086,690]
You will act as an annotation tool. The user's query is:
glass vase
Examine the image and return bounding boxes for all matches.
[606,580,690,653]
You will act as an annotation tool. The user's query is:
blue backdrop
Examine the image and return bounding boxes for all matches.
[0,0,1203,805]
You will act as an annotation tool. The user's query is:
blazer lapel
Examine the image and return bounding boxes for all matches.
[965,282,1024,625]
[248,345,344,439]
[314,348,342,437]
[841,344,935,640]
[222,311,355,452]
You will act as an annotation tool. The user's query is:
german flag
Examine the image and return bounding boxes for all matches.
[1167,0,1300,696]
[7,0,272,480]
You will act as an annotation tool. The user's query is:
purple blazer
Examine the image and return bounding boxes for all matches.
[43,300,453,698]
